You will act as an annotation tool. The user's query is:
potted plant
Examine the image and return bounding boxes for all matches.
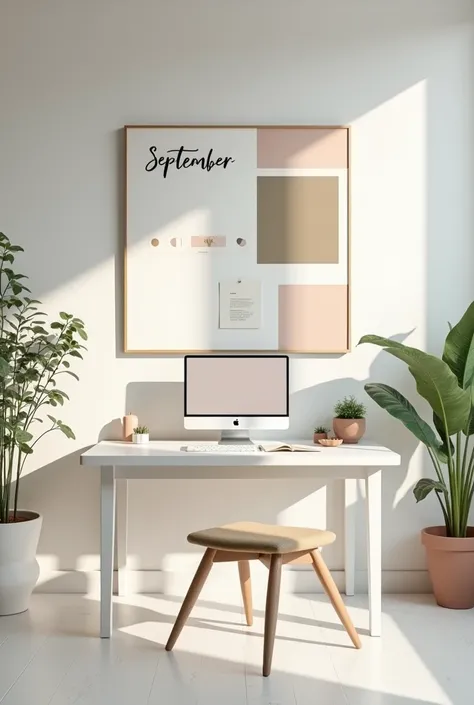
[359,301,474,608]
[0,232,87,615]
[333,396,367,443]
[133,426,150,444]
[313,426,329,443]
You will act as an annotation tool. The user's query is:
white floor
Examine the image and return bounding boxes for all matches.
[0,593,472,705]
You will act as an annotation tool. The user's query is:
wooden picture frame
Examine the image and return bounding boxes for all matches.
[124,125,350,354]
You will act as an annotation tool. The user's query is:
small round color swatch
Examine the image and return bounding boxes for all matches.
[151,238,159,247]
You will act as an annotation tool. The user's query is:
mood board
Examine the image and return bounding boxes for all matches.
[124,125,350,353]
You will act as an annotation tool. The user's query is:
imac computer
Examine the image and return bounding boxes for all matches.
[184,354,289,445]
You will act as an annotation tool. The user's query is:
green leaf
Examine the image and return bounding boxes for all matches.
[59,312,72,321]
[444,307,474,435]
[0,356,11,378]
[359,334,406,350]
[364,383,446,461]
[9,245,24,252]
[58,422,75,440]
[413,478,447,503]
[50,322,62,329]
[69,350,83,359]
[18,442,33,455]
[442,302,474,388]
[358,335,470,435]
[15,429,33,443]
[77,328,88,341]
[47,415,57,425]
[63,370,79,381]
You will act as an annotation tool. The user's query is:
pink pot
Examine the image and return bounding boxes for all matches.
[333,418,366,444]
[313,433,327,444]
[421,526,474,609]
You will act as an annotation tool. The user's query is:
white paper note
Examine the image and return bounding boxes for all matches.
[219,280,261,329]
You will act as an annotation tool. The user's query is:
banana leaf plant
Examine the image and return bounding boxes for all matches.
[359,301,474,538]
[0,232,87,523]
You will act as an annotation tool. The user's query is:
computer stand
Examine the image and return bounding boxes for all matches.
[219,430,253,445]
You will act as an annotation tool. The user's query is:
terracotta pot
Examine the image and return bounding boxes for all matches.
[421,526,474,609]
[333,418,366,444]
[313,432,327,444]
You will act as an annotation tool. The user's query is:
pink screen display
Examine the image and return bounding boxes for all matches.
[185,357,288,416]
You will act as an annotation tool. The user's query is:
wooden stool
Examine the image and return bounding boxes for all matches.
[165,522,361,676]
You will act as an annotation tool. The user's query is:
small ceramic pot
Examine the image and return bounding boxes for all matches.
[132,433,149,444]
[333,418,366,444]
[313,432,328,444]
[422,526,474,609]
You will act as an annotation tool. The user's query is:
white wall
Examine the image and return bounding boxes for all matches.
[1,0,473,595]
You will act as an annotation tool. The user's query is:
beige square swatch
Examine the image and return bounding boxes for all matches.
[257,128,348,168]
[278,285,348,352]
[257,176,339,264]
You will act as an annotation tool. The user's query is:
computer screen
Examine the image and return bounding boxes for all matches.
[185,355,289,417]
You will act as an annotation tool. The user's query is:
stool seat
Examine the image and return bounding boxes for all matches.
[188,521,336,555]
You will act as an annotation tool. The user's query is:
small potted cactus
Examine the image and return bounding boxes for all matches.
[313,425,329,444]
[333,396,366,444]
[132,425,150,444]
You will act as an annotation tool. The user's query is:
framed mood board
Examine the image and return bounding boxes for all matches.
[124,125,350,354]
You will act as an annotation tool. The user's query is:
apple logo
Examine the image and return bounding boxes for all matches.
[233,419,239,426]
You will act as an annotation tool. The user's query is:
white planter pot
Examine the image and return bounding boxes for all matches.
[0,510,42,616]
[133,433,149,444]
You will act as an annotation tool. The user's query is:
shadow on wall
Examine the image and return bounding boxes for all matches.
[121,334,419,572]
[19,449,99,580]
[20,337,421,583]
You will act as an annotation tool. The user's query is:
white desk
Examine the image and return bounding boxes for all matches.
[80,440,400,639]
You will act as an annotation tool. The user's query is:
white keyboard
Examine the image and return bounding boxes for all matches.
[185,444,261,453]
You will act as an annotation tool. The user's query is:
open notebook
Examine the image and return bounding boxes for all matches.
[258,443,320,453]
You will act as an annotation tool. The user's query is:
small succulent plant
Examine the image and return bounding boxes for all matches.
[314,425,330,434]
[204,237,214,247]
[133,425,149,434]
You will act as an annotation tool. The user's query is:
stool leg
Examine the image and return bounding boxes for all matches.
[166,548,216,651]
[263,554,282,677]
[310,549,361,649]
[238,560,253,627]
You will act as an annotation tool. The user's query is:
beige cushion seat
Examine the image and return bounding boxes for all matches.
[188,521,336,555]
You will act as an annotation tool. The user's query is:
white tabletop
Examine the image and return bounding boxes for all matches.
[80,440,400,468]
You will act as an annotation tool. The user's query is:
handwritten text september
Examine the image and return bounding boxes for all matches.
[145,146,236,178]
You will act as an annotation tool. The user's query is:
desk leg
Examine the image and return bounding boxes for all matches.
[344,479,357,596]
[115,480,128,596]
[365,469,382,637]
[101,466,115,638]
